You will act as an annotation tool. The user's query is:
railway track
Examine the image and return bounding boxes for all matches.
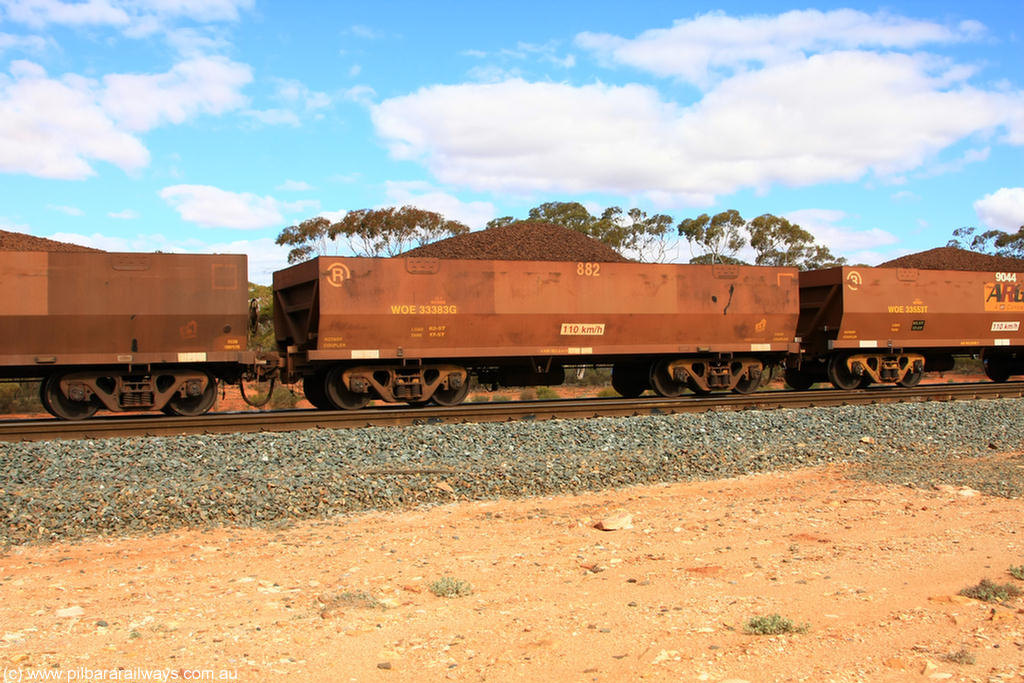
[1,381,1023,443]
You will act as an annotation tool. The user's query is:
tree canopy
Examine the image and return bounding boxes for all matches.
[276,206,470,263]
[947,225,1024,258]
[679,210,845,270]
[489,201,674,262]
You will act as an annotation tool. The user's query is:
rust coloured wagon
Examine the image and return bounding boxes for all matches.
[274,256,800,408]
[789,265,1024,388]
[0,251,256,418]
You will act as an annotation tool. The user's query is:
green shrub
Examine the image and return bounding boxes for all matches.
[743,614,809,635]
[429,576,473,598]
[959,579,1022,603]
[518,388,536,401]
[1008,564,1024,581]
[534,386,558,399]
[0,381,43,414]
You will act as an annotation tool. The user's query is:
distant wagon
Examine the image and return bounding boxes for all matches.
[0,251,256,419]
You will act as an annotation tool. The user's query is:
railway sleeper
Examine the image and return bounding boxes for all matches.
[339,364,469,406]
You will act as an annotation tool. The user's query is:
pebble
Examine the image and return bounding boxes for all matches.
[1,398,1023,547]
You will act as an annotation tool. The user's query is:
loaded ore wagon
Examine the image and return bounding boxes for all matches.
[0,251,254,418]
[789,264,1024,389]
[273,256,800,408]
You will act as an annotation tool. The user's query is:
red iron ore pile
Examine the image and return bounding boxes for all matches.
[400,221,631,262]
[0,229,103,253]
[877,246,1024,271]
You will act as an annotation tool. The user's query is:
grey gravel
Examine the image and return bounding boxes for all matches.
[1,399,1022,548]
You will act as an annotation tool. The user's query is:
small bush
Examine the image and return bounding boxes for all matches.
[429,576,473,598]
[959,578,1023,603]
[534,386,558,399]
[469,394,491,403]
[518,388,536,401]
[943,649,975,665]
[330,590,385,609]
[596,387,619,398]
[743,614,809,635]
[1009,564,1024,581]
[0,381,43,414]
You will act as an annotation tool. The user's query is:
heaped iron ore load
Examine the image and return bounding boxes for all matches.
[789,265,1024,388]
[274,256,800,408]
[0,251,256,419]
[0,228,104,254]
[877,246,1024,272]
[400,220,631,262]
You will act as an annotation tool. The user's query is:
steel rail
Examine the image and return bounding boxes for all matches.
[1,381,1022,443]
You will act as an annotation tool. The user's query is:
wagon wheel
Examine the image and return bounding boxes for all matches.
[649,359,687,397]
[784,368,816,391]
[42,375,99,420]
[897,368,923,387]
[984,356,1010,383]
[432,375,470,406]
[324,366,371,410]
[826,355,862,391]
[610,364,648,398]
[303,372,334,410]
[162,371,218,416]
[732,367,762,394]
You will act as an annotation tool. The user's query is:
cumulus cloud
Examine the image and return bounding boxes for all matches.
[974,188,1024,230]
[1,0,253,35]
[369,9,1023,205]
[160,184,319,229]
[384,181,496,228]
[784,208,899,258]
[372,56,1024,204]
[101,56,252,131]
[0,57,250,178]
[576,9,983,86]
[0,61,150,178]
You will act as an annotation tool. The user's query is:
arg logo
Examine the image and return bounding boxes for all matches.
[325,262,351,287]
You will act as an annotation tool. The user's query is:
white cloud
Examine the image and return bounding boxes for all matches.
[0,57,250,179]
[372,49,1024,204]
[576,9,983,87]
[784,208,899,259]
[108,208,139,219]
[343,85,376,106]
[384,181,496,228]
[0,60,150,178]
[974,188,1024,230]
[277,179,313,192]
[47,204,83,215]
[2,0,130,28]
[1,0,253,35]
[160,184,319,229]
[242,108,300,127]
[0,32,48,53]
[101,56,252,131]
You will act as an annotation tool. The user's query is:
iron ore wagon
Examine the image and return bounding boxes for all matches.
[273,256,801,409]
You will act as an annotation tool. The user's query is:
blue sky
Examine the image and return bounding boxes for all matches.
[1,1,1022,283]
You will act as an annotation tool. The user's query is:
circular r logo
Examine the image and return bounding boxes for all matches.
[326,262,351,287]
